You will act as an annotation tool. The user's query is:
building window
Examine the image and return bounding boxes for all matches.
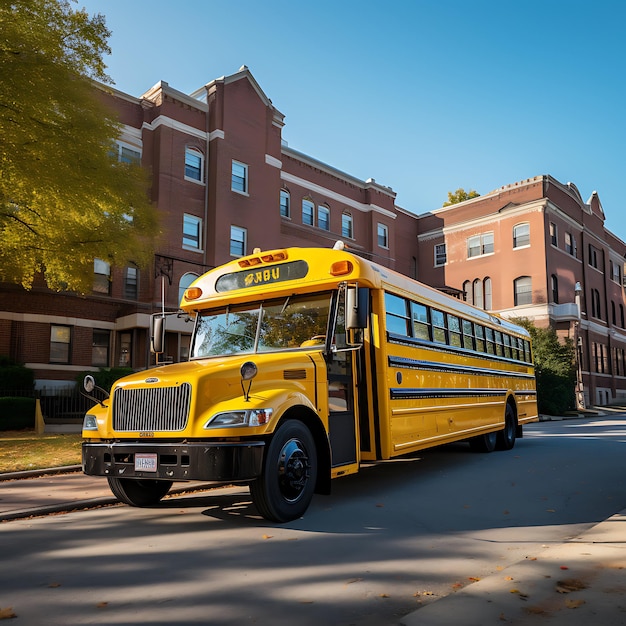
[378,223,389,248]
[118,331,132,367]
[565,232,576,257]
[588,244,600,270]
[302,199,314,226]
[92,330,110,367]
[612,301,617,325]
[484,277,492,309]
[514,276,532,306]
[124,267,138,299]
[549,222,557,246]
[231,160,248,194]
[318,205,330,231]
[179,272,199,305]
[610,260,622,284]
[280,189,290,218]
[342,213,353,239]
[184,147,203,182]
[551,274,559,303]
[93,258,111,295]
[230,225,246,257]
[463,280,472,304]
[473,279,483,309]
[467,232,493,258]
[434,243,447,266]
[50,325,71,364]
[591,288,602,319]
[513,223,530,248]
[183,214,202,250]
[113,141,141,164]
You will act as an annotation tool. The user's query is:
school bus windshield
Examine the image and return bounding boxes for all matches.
[191,292,332,358]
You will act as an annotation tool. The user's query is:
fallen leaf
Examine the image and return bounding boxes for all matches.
[452,582,463,589]
[96,602,108,609]
[468,577,480,582]
[504,576,514,581]
[375,503,385,508]
[48,582,61,588]
[524,606,548,615]
[345,578,363,585]
[503,510,510,515]
[556,579,588,593]
[560,566,569,570]
[298,600,314,604]
[379,593,390,598]
[0,606,17,620]
[565,599,586,609]
[262,534,273,540]
[546,509,556,512]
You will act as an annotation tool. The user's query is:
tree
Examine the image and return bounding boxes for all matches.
[514,318,576,415]
[443,188,480,206]
[0,0,159,292]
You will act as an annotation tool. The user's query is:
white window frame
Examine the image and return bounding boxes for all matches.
[184,147,204,183]
[231,160,248,194]
[467,232,493,258]
[342,213,353,239]
[230,225,247,257]
[550,222,558,247]
[50,325,71,364]
[513,222,530,248]
[302,199,314,226]
[280,189,290,218]
[434,243,447,266]
[93,258,111,295]
[514,276,533,306]
[124,266,138,300]
[113,140,141,164]
[377,223,389,249]
[183,214,202,251]
[318,205,330,231]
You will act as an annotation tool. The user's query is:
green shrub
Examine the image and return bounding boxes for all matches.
[0,397,35,430]
[0,356,35,394]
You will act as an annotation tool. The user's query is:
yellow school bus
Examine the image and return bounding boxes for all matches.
[82,243,538,522]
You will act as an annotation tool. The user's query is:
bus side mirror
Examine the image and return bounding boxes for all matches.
[151,315,165,354]
[346,286,369,329]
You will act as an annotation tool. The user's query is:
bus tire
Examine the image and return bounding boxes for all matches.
[469,430,497,453]
[250,419,317,523]
[107,477,173,507]
[496,404,517,451]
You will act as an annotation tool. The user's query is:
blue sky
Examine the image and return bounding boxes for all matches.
[78,0,626,241]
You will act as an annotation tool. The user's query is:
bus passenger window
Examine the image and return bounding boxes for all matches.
[431,309,446,344]
[494,330,504,356]
[503,334,512,358]
[462,319,474,350]
[485,327,495,354]
[448,315,462,347]
[475,325,485,352]
[411,302,430,340]
[385,293,410,336]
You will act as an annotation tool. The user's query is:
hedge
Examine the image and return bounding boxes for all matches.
[0,397,35,430]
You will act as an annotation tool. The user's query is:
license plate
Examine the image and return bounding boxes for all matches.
[135,453,157,472]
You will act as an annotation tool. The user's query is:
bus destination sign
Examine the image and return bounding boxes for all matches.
[215,260,309,292]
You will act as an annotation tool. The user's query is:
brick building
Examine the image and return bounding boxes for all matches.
[416,176,626,406]
[1,66,625,406]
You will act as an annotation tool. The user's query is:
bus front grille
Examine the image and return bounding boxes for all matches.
[112,384,192,432]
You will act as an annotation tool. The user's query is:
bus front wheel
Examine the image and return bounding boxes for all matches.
[107,477,173,507]
[250,420,317,523]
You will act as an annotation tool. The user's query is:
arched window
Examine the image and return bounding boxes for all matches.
[513,222,530,248]
[484,277,492,309]
[514,276,532,306]
[184,147,204,182]
[591,289,601,319]
[341,212,353,239]
[280,189,290,218]
[551,274,559,304]
[473,279,483,309]
[302,198,314,226]
[178,272,199,305]
[463,280,472,305]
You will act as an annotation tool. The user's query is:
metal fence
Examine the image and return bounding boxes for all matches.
[0,387,92,421]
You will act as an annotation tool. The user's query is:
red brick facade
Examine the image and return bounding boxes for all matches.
[1,67,625,405]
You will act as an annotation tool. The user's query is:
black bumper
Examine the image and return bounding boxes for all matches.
[82,441,265,482]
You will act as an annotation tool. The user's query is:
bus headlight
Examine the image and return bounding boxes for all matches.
[205,408,273,428]
[83,414,98,431]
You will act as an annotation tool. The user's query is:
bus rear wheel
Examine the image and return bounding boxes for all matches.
[469,430,497,453]
[107,477,173,507]
[250,420,317,523]
[496,404,517,451]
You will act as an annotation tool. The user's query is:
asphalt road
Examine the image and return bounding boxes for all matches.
[1,416,625,625]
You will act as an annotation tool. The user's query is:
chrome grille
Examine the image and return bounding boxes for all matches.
[112,383,192,432]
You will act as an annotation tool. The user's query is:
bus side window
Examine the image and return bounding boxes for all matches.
[411,302,430,340]
[494,330,504,356]
[503,334,512,358]
[385,293,410,336]
[448,315,462,347]
[431,309,446,344]
[485,327,495,355]
[475,325,485,352]
[462,319,474,350]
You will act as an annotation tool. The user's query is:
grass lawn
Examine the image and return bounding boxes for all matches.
[0,430,82,473]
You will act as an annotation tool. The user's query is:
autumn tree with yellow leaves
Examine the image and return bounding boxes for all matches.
[0,0,158,293]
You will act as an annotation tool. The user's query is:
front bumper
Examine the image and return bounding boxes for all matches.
[82,440,265,482]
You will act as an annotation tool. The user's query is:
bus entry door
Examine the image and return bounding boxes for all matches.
[327,350,358,467]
